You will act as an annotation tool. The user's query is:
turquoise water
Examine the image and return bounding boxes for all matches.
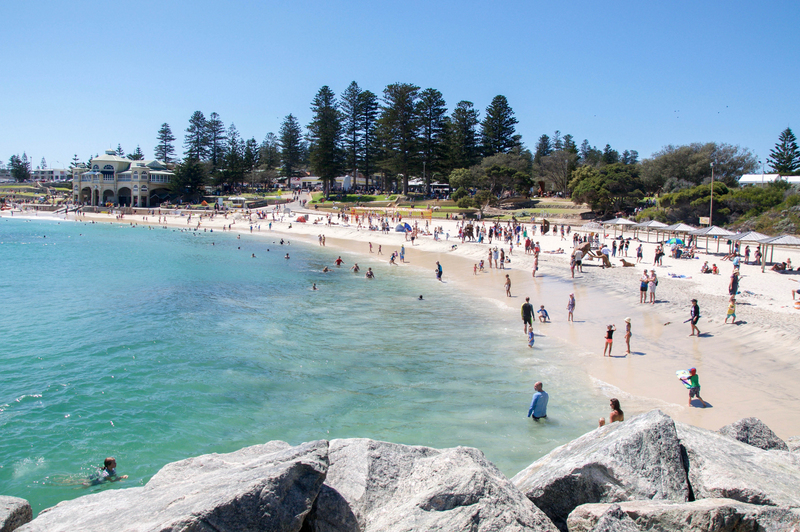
[0,218,602,514]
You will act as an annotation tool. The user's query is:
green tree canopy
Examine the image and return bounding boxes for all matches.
[570,163,644,215]
[170,158,206,200]
[446,101,481,170]
[155,123,176,163]
[279,114,303,178]
[417,88,448,191]
[184,111,208,161]
[378,83,420,194]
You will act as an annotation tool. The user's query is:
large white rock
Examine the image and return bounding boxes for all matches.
[676,422,800,507]
[567,498,800,532]
[18,440,328,532]
[304,438,558,532]
[0,496,32,532]
[512,410,689,529]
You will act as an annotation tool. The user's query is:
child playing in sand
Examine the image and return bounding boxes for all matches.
[725,296,736,324]
[537,305,550,322]
[603,324,616,357]
[680,368,708,407]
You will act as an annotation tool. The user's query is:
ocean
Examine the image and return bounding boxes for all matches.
[0,217,604,514]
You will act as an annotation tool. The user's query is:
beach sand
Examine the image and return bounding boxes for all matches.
[5,200,799,438]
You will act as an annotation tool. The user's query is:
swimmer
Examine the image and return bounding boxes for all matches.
[365,267,375,279]
[350,263,360,273]
[598,398,624,427]
[418,295,424,300]
[312,283,318,290]
[86,457,128,485]
[284,253,290,259]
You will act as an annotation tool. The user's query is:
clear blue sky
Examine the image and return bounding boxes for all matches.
[3,0,798,170]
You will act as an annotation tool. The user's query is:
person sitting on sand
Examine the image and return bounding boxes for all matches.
[771,262,787,272]
[598,398,624,427]
[88,457,128,485]
[701,261,711,273]
[712,264,719,275]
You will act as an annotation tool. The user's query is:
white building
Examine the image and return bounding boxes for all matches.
[739,173,800,186]
[32,168,70,181]
[72,150,174,207]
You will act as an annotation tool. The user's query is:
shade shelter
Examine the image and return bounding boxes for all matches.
[658,223,696,243]
[632,220,668,242]
[601,217,637,238]
[730,231,769,243]
[689,225,736,253]
[758,234,800,272]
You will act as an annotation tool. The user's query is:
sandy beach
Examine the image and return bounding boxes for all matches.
[5,199,800,438]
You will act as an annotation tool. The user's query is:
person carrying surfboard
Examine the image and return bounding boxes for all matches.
[679,367,707,408]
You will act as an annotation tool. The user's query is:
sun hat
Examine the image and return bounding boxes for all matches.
[624,317,631,323]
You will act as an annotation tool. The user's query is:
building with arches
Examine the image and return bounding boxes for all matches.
[72,150,174,207]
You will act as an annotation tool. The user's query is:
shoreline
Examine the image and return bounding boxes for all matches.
[4,204,800,437]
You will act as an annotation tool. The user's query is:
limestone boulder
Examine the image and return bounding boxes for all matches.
[677,422,800,507]
[19,440,328,532]
[787,436,800,453]
[567,498,800,532]
[511,410,689,530]
[304,438,558,532]
[717,417,789,451]
[0,496,32,532]
[583,505,640,532]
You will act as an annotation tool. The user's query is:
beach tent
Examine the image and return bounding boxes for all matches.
[758,234,800,272]
[395,224,406,232]
[296,215,306,223]
[689,225,736,253]
[404,222,412,231]
[632,220,668,242]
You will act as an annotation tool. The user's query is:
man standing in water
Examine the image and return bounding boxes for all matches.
[521,297,534,334]
[527,382,548,420]
[435,261,443,281]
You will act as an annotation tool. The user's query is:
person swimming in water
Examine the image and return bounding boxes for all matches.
[87,457,128,485]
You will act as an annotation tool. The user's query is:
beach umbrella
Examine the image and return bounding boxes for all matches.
[666,237,684,245]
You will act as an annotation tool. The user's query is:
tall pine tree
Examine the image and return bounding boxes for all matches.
[279,114,303,178]
[378,83,420,195]
[308,86,345,195]
[360,90,379,188]
[155,123,176,163]
[341,81,363,180]
[768,127,800,175]
[206,112,227,171]
[127,145,144,160]
[184,111,208,161]
[417,88,448,193]
[481,95,518,156]
[446,101,481,170]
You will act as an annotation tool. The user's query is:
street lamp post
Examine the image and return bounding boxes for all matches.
[709,162,715,226]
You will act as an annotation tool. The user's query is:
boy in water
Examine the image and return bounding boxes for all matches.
[527,329,535,348]
[88,457,128,485]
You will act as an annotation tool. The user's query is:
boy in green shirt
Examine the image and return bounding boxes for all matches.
[681,367,708,408]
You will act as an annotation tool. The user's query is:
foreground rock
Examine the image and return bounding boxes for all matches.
[19,440,328,532]
[787,436,800,453]
[567,498,800,532]
[717,417,789,451]
[512,410,689,529]
[0,497,31,532]
[304,438,557,532]
[676,422,800,507]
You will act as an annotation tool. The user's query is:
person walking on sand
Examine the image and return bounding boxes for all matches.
[636,243,643,263]
[725,296,736,324]
[527,382,548,420]
[603,324,616,356]
[680,368,708,407]
[623,317,631,355]
[521,297,534,334]
[598,398,624,427]
[504,274,512,297]
[567,293,575,322]
[574,248,583,273]
[689,299,701,336]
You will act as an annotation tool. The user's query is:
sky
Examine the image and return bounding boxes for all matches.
[2,0,798,170]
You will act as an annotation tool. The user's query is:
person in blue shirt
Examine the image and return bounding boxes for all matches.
[527,382,549,420]
[537,305,550,323]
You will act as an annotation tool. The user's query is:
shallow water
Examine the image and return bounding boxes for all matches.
[0,218,605,514]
